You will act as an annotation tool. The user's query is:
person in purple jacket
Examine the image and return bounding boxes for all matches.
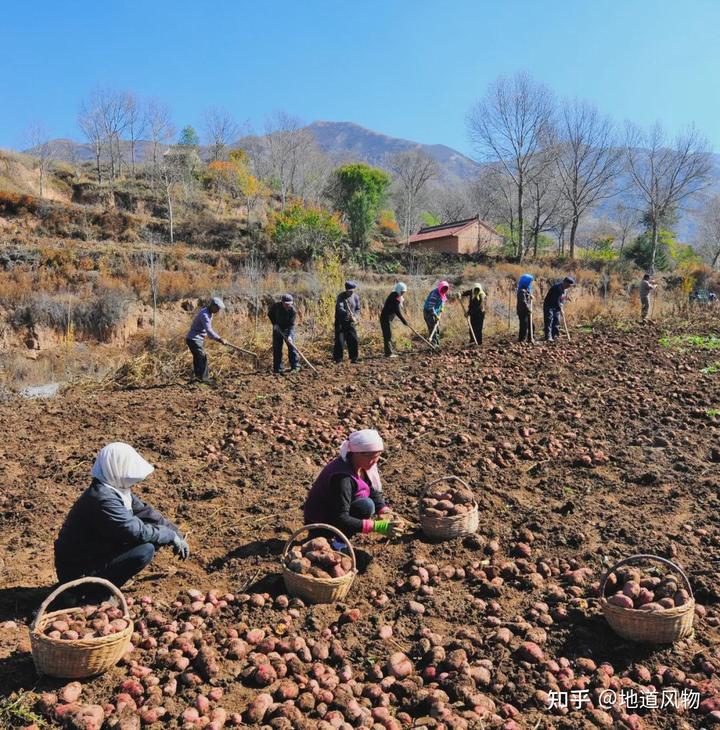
[303,429,404,540]
[186,297,228,382]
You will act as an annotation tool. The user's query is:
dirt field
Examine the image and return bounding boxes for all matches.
[1,317,720,729]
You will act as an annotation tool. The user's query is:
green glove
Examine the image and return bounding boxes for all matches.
[373,520,390,535]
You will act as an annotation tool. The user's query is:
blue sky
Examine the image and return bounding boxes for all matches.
[2,0,720,155]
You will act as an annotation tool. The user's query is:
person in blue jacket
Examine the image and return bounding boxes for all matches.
[423,280,450,346]
[517,274,535,343]
[54,443,189,596]
[543,276,575,342]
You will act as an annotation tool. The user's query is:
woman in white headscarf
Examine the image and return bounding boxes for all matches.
[54,443,189,592]
[303,429,403,540]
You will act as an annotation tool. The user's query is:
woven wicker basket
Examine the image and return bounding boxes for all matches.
[30,577,133,678]
[420,475,479,540]
[599,554,695,644]
[282,523,357,604]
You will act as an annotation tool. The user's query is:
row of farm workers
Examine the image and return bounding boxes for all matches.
[54,431,402,602]
[183,273,652,381]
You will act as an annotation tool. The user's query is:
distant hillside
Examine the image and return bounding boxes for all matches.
[304,121,481,184]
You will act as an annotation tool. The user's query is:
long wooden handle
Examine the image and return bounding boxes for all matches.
[279,332,317,373]
[282,523,357,573]
[32,577,129,630]
[599,554,693,599]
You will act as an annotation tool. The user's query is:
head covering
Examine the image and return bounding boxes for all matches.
[518,274,534,291]
[210,297,225,310]
[394,282,408,294]
[339,429,384,491]
[563,276,576,286]
[437,280,450,301]
[281,293,294,303]
[345,281,358,290]
[471,282,486,300]
[91,442,154,510]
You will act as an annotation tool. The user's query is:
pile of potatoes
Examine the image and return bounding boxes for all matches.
[43,602,130,641]
[421,483,476,518]
[605,567,691,611]
[284,536,353,580]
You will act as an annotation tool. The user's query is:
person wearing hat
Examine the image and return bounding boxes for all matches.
[423,280,450,346]
[304,429,404,540]
[268,294,299,373]
[186,296,227,382]
[517,274,535,344]
[460,283,487,345]
[54,442,189,598]
[543,276,575,342]
[379,282,409,357]
[333,281,361,364]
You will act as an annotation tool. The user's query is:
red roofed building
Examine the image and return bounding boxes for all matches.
[407,216,502,254]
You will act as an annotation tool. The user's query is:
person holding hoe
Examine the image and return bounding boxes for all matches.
[334,280,361,364]
[186,296,228,383]
[304,429,405,542]
[423,280,450,347]
[268,293,299,374]
[460,282,487,345]
[517,274,535,344]
[379,282,409,357]
[544,276,575,342]
[54,442,189,600]
[639,273,657,322]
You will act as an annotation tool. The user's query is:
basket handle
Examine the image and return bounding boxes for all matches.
[32,577,130,630]
[283,523,357,574]
[423,475,472,498]
[599,554,693,600]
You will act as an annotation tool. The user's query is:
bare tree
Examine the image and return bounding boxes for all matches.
[526,163,564,257]
[554,100,623,257]
[157,157,179,244]
[466,168,507,223]
[96,88,132,180]
[203,106,240,162]
[625,122,712,270]
[389,150,438,242]
[126,92,146,178]
[430,184,473,223]
[145,98,175,173]
[612,201,642,251]
[262,112,318,208]
[78,96,106,182]
[467,72,555,260]
[144,234,161,345]
[697,194,720,268]
[25,123,52,197]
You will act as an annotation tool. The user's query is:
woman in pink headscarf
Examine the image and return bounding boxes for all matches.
[423,280,450,346]
[303,429,402,540]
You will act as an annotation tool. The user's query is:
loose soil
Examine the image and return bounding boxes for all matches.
[1,317,719,729]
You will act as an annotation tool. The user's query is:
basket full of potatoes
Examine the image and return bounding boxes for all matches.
[281,523,357,604]
[30,577,133,678]
[419,475,479,540]
[599,554,695,643]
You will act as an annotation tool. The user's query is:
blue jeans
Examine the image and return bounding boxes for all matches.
[544,306,561,340]
[273,329,298,371]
